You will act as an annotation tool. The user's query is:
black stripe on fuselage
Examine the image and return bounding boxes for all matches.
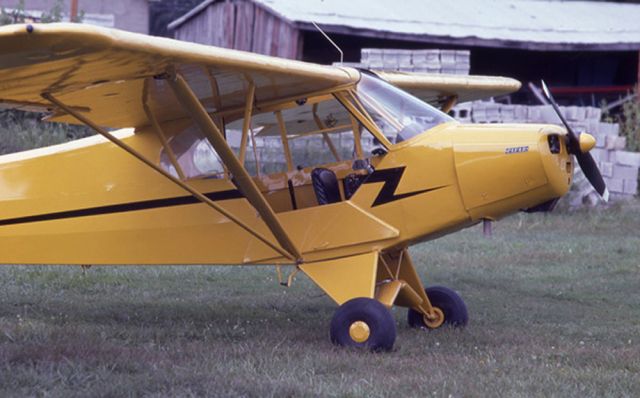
[0,189,243,226]
[363,166,446,207]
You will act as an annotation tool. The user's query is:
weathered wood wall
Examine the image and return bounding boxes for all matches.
[174,0,302,60]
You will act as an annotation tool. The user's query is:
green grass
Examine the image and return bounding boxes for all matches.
[1,201,640,397]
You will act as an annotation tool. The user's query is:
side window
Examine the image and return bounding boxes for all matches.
[287,98,357,169]
[160,125,225,179]
[229,96,377,176]
[225,121,290,177]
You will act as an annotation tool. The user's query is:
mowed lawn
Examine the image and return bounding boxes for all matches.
[1,201,639,397]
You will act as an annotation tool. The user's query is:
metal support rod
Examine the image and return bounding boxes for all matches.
[483,219,493,238]
[249,127,261,177]
[275,110,294,172]
[350,115,364,160]
[202,66,229,178]
[239,83,256,164]
[441,95,458,114]
[289,124,351,140]
[311,21,344,64]
[42,92,294,262]
[399,250,438,320]
[312,103,341,162]
[165,73,303,262]
[333,91,392,149]
[142,80,186,180]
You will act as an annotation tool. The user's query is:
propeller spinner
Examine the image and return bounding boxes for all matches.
[540,81,609,202]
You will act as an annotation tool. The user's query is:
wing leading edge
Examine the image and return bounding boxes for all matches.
[376,71,522,106]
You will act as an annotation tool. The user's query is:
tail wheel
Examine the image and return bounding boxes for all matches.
[330,297,396,351]
[408,286,468,329]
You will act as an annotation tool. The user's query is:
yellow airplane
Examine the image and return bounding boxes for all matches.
[0,23,607,351]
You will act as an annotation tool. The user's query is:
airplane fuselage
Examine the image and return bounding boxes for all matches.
[0,120,571,265]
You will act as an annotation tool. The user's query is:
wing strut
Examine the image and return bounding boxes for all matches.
[441,95,458,113]
[42,92,297,263]
[165,73,303,263]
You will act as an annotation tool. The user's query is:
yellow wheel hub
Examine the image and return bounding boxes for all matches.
[349,321,371,343]
[424,307,445,329]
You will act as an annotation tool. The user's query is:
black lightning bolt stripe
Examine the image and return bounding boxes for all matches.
[363,166,447,207]
[0,189,243,226]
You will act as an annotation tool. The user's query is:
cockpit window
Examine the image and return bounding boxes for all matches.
[354,73,454,143]
[160,125,225,179]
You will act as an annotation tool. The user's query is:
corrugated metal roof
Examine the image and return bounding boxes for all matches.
[170,0,640,50]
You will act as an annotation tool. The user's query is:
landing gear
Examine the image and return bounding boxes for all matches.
[303,249,467,351]
[330,297,396,351]
[408,286,468,329]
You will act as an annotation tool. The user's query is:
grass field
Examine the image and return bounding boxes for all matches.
[1,201,639,397]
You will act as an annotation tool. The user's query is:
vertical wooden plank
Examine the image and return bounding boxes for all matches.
[225,0,235,49]
[276,19,286,58]
[263,12,274,56]
[212,3,222,46]
[270,15,279,56]
[262,10,273,55]
[252,6,264,54]
[234,1,255,51]
[206,5,215,45]
[295,29,304,60]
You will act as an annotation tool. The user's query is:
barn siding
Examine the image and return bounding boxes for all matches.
[234,1,255,52]
[173,0,301,59]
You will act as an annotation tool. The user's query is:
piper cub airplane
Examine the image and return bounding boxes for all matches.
[0,24,607,351]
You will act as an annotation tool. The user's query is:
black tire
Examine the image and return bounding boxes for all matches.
[408,286,468,328]
[330,297,396,351]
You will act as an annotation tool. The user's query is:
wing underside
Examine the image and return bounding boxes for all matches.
[0,23,521,132]
[0,23,356,129]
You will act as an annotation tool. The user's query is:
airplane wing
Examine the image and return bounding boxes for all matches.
[0,23,357,129]
[0,23,520,130]
[376,71,522,105]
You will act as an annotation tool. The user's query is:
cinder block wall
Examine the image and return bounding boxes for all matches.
[347,47,639,205]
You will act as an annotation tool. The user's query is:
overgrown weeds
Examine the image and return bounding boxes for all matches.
[0,110,93,155]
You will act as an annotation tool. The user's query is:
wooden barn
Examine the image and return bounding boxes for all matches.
[168,0,302,59]
[168,0,640,105]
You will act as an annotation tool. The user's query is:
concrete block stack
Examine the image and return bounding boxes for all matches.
[451,101,640,203]
[411,50,442,73]
[355,48,470,75]
[449,102,472,123]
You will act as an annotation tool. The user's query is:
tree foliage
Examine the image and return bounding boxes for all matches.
[0,0,93,156]
[620,95,640,152]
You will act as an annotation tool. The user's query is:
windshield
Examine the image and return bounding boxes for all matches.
[354,72,454,143]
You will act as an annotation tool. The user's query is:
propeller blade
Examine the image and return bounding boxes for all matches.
[540,80,608,201]
[575,151,609,200]
[541,81,579,151]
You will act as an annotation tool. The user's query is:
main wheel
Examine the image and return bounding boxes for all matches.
[330,297,396,351]
[408,286,468,329]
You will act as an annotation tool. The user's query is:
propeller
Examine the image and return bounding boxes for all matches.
[540,81,609,202]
